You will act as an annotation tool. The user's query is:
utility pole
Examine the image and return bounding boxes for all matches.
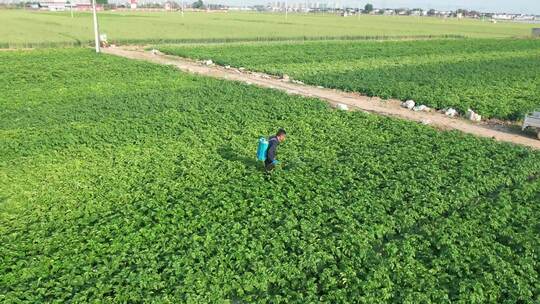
[92,0,100,53]
[285,0,288,19]
[181,0,184,17]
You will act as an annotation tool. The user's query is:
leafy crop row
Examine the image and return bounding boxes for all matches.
[1,49,540,303]
[160,38,540,120]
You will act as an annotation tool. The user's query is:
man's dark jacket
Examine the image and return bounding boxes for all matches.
[264,136,279,167]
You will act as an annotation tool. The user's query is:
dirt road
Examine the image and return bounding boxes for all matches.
[103,47,540,150]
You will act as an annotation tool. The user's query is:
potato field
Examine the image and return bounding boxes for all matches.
[160,38,540,120]
[1,49,540,303]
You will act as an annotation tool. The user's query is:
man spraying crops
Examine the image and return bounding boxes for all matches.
[258,128,286,172]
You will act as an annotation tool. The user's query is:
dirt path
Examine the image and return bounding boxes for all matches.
[103,46,540,150]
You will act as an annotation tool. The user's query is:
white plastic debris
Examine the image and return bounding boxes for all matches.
[151,48,158,55]
[224,65,231,69]
[467,109,482,122]
[239,67,245,71]
[401,100,415,110]
[413,105,429,112]
[336,103,349,111]
[317,86,324,89]
[445,108,458,117]
[204,59,213,66]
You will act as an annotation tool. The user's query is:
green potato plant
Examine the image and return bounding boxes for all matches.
[1,49,539,303]
[160,38,540,120]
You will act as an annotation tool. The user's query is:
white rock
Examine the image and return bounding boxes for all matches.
[336,103,349,111]
[292,80,304,85]
[281,74,290,81]
[317,86,324,89]
[204,59,213,66]
[239,67,245,71]
[421,119,431,125]
[413,105,429,112]
[401,100,415,110]
[225,65,231,69]
[467,109,482,122]
[445,108,458,117]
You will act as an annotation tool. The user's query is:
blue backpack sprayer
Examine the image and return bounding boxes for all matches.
[256,137,269,162]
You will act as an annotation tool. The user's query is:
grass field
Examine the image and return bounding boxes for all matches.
[160,39,540,120]
[2,49,540,302]
[0,9,538,47]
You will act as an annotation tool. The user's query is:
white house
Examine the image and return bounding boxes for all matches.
[492,14,515,20]
[39,1,66,11]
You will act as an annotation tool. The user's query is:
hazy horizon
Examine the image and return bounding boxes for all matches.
[1,0,539,14]
[223,0,540,15]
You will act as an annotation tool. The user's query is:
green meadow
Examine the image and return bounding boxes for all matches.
[0,9,537,47]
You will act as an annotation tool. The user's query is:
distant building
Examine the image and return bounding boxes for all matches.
[38,1,103,11]
[439,11,452,17]
[130,0,137,9]
[75,2,93,11]
[492,13,515,20]
[39,1,66,11]
[514,15,536,21]
[395,8,408,15]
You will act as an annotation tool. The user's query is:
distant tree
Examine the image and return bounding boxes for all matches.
[394,8,407,15]
[469,10,480,18]
[96,0,108,4]
[411,8,421,13]
[253,5,266,11]
[192,0,204,9]
[363,3,373,13]
[427,9,436,16]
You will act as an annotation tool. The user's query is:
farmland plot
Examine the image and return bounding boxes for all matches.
[1,49,540,303]
[160,38,540,120]
[0,10,537,48]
